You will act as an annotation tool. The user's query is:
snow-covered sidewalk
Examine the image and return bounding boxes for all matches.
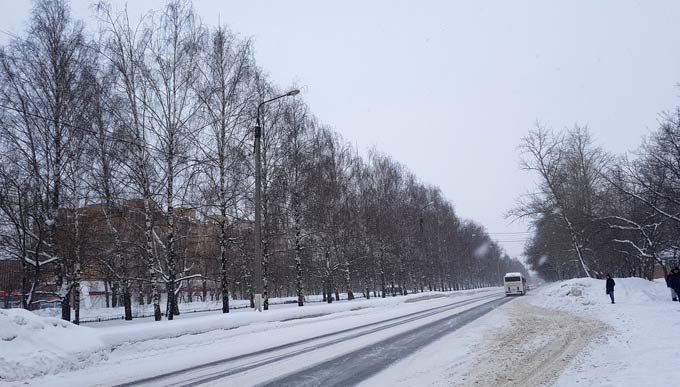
[362,277,680,387]
[533,277,680,387]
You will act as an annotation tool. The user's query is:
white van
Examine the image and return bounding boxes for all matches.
[504,272,526,296]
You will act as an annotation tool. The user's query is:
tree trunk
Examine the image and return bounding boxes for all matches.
[138,285,145,305]
[327,279,333,304]
[294,201,304,307]
[144,197,162,321]
[344,260,353,300]
[263,240,269,310]
[220,220,230,313]
[379,248,387,298]
[61,288,71,322]
[112,282,118,308]
[20,259,27,309]
[123,285,132,320]
[166,168,177,320]
[73,266,81,325]
[245,262,254,308]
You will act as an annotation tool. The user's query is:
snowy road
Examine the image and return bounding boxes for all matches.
[261,296,510,387]
[7,279,676,387]
[113,292,508,387]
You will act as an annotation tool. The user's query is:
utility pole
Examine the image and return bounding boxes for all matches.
[253,89,300,312]
[417,201,433,293]
[253,122,263,311]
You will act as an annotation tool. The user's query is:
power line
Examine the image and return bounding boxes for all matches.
[488,231,532,235]
[0,28,19,40]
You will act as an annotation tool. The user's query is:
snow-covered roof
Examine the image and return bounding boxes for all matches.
[504,272,522,277]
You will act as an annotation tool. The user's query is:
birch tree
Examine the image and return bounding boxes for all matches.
[143,0,204,319]
[0,0,92,318]
[197,26,255,313]
[97,1,164,321]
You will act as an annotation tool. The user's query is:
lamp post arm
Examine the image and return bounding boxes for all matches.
[257,93,292,135]
[257,93,293,125]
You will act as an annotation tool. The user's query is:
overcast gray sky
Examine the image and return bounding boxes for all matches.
[2,0,680,260]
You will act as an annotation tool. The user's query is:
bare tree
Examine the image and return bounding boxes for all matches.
[143,0,204,319]
[196,26,255,313]
[514,125,597,277]
[0,0,92,319]
[97,1,164,321]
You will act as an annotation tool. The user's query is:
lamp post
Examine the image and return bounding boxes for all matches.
[253,89,300,312]
[417,201,434,293]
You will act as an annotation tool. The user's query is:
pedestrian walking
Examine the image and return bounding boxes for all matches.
[605,274,615,304]
[666,268,678,301]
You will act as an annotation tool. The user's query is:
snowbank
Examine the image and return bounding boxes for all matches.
[0,309,107,383]
[531,277,669,310]
[528,277,680,387]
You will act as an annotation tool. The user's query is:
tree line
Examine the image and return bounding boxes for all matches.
[515,118,680,281]
[0,0,526,323]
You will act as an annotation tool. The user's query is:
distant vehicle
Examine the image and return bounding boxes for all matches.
[504,272,526,296]
[525,282,540,290]
[36,300,62,309]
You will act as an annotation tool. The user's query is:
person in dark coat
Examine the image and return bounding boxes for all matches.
[666,268,678,301]
[671,268,680,303]
[605,274,615,304]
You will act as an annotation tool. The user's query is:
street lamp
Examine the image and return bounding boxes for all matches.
[417,201,434,293]
[418,201,435,229]
[253,89,300,312]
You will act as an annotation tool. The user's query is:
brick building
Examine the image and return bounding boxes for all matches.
[2,199,258,310]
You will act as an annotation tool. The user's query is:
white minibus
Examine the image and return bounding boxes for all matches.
[504,272,526,296]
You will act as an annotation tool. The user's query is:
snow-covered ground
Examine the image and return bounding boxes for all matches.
[3,278,675,387]
[32,293,348,323]
[0,288,498,386]
[536,277,680,387]
[362,277,680,387]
